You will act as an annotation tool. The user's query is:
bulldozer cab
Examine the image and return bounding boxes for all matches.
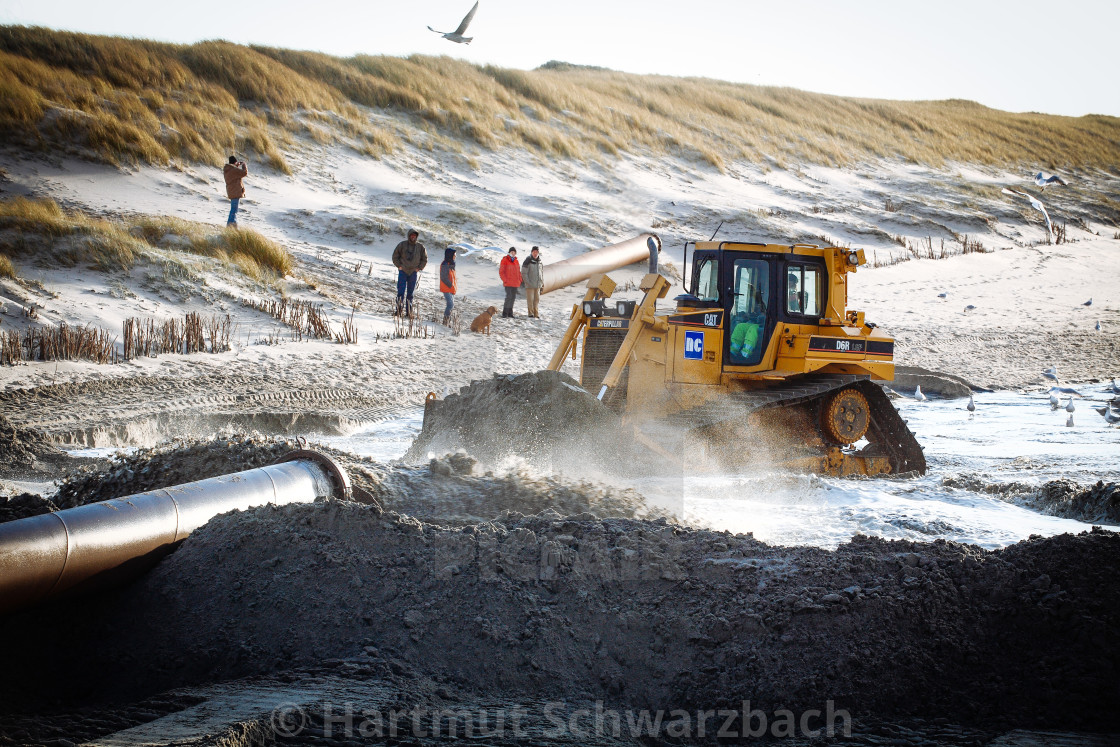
[686,245,828,372]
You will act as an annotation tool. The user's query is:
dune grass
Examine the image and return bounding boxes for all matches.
[0,26,1118,174]
[0,197,294,279]
[0,254,15,279]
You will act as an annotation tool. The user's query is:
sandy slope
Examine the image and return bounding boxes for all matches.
[0,145,1117,444]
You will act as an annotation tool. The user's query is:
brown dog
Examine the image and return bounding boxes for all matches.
[470,306,498,334]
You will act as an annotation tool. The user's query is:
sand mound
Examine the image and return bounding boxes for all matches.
[0,492,58,523]
[3,502,1116,733]
[51,434,659,523]
[943,474,1120,524]
[0,414,67,477]
[405,371,622,469]
[367,453,665,522]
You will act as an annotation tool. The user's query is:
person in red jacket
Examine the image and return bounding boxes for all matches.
[499,247,522,318]
[439,247,457,325]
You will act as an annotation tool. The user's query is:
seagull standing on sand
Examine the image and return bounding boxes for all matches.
[1049,391,1060,409]
[964,304,977,313]
[967,394,976,414]
[1065,397,1076,413]
[1034,172,1067,188]
[1066,413,1075,427]
[1083,298,1093,306]
[1111,379,1120,395]
[428,1,479,44]
[914,385,927,402]
[1097,321,1103,332]
[1002,188,1054,235]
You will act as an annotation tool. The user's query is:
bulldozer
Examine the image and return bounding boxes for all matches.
[539,236,926,477]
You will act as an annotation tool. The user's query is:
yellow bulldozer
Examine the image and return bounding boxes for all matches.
[543,237,926,477]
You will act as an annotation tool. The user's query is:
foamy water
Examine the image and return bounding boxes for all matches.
[324,386,1119,550]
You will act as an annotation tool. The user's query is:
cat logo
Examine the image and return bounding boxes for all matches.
[704,313,719,327]
[684,330,704,360]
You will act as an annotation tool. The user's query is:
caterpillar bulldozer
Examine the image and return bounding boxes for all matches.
[542,236,926,477]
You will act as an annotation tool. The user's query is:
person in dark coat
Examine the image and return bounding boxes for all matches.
[392,229,427,316]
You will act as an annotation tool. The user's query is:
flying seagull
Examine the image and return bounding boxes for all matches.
[1042,366,1059,383]
[1002,188,1053,235]
[1034,172,1067,188]
[429,1,479,44]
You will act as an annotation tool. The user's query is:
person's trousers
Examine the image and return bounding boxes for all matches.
[525,287,540,318]
[226,198,239,226]
[442,292,454,323]
[502,286,518,317]
[396,271,418,314]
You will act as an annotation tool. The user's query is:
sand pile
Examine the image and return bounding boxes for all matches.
[0,492,57,523]
[3,502,1116,733]
[50,434,659,523]
[367,454,666,522]
[0,414,67,477]
[944,474,1120,524]
[405,371,623,469]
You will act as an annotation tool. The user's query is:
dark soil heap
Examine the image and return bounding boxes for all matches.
[405,371,622,468]
[0,414,67,477]
[3,502,1117,734]
[47,434,659,523]
[944,474,1120,525]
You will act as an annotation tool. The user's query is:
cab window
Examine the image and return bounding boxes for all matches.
[729,258,768,365]
[786,264,822,317]
[695,258,719,302]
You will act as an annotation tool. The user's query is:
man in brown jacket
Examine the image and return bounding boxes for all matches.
[223,156,248,228]
[392,228,427,316]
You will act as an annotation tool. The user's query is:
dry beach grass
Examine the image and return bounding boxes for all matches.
[0,197,293,279]
[1,26,1118,173]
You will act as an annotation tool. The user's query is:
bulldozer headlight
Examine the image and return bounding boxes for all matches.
[847,252,859,265]
[615,300,637,317]
[582,300,606,317]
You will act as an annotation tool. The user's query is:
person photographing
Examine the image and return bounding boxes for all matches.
[223,156,248,228]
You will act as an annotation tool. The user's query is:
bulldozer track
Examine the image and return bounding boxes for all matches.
[659,374,926,475]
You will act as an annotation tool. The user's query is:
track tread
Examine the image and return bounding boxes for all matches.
[654,374,926,475]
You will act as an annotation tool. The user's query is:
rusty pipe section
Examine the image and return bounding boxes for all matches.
[0,451,350,615]
[541,233,661,294]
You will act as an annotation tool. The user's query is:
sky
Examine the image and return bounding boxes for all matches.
[1,0,1117,118]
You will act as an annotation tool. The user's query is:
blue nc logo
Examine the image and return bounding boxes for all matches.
[684,330,704,360]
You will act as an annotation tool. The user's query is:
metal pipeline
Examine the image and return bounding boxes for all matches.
[0,450,350,615]
[541,233,661,294]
